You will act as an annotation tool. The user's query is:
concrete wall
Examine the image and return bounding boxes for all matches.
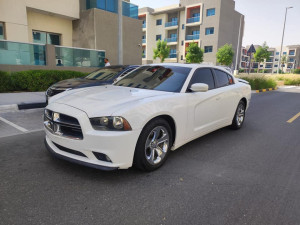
[74,8,142,65]
[27,10,73,47]
[0,0,79,43]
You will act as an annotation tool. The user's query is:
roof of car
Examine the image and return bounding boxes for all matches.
[146,63,230,73]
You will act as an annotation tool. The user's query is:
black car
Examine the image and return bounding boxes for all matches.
[46,65,138,102]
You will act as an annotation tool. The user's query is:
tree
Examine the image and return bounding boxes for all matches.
[281,55,287,73]
[186,42,204,63]
[254,42,270,73]
[153,40,170,63]
[216,44,234,66]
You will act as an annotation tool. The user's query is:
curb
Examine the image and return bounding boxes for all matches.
[0,102,46,113]
[255,87,278,93]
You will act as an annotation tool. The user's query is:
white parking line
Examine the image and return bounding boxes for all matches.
[0,116,28,133]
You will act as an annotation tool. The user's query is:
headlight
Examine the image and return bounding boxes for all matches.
[90,116,132,131]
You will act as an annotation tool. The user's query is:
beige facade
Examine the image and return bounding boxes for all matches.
[139,0,244,67]
[240,45,300,73]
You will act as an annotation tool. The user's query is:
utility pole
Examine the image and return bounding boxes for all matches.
[277,6,293,74]
[234,15,243,75]
[118,0,123,65]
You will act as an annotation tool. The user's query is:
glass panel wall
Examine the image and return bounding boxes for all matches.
[0,40,46,65]
[55,46,105,67]
[86,0,138,19]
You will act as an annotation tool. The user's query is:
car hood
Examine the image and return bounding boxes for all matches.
[53,85,172,117]
[51,78,110,89]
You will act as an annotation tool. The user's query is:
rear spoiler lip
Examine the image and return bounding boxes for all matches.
[237,78,249,85]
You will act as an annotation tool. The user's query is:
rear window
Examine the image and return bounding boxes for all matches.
[214,69,230,87]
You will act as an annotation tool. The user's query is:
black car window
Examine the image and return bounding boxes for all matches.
[188,68,215,91]
[214,69,230,87]
[85,68,124,81]
[115,66,191,93]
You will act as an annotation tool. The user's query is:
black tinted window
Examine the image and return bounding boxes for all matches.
[188,68,215,90]
[214,69,229,87]
[115,66,191,93]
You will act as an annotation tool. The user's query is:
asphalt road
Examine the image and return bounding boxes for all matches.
[0,88,299,225]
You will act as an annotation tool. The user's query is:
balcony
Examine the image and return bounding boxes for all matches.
[166,37,177,43]
[265,65,272,69]
[168,53,177,58]
[0,40,46,65]
[187,16,200,24]
[165,21,178,27]
[186,34,200,40]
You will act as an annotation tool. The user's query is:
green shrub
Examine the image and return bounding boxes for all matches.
[284,78,300,85]
[238,76,277,90]
[294,69,300,74]
[0,70,88,93]
[239,69,245,73]
[277,76,285,81]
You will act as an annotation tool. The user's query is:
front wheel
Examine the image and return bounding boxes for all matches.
[230,100,246,130]
[134,118,172,172]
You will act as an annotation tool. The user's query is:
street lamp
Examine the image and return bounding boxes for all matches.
[277,6,293,74]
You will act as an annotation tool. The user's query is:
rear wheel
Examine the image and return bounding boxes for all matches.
[230,100,246,130]
[134,118,172,171]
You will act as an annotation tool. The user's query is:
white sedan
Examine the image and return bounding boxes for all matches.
[44,64,251,171]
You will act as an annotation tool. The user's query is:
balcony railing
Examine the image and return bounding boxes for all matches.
[166,37,177,43]
[142,23,146,28]
[168,53,177,58]
[142,39,146,44]
[55,46,105,67]
[165,21,178,27]
[186,34,200,40]
[0,40,46,65]
[187,16,200,24]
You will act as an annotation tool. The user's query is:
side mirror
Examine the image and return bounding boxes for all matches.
[190,83,209,92]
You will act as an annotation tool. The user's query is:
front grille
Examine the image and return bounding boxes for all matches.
[53,142,87,158]
[44,109,83,140]
[47,88,65,97]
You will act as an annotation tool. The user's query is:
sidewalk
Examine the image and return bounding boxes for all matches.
[0,92,46,112]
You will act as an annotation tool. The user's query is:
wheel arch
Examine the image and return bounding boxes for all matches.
[241,97,247,108]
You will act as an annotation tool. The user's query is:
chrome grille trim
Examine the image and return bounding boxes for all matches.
[44,109,83,140]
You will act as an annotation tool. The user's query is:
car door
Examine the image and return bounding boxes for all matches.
[186,68,224,140]
[212,69,239,123]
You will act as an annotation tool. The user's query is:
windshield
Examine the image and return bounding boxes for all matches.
[114,66,191,93]
[85,68,124,81]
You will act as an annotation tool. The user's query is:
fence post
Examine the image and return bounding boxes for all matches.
[45,44,56,67]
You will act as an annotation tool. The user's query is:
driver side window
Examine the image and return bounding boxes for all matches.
[188,68,215,91]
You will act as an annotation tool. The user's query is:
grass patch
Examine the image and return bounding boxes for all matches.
[284,78,300,86]
[237,75,277,90]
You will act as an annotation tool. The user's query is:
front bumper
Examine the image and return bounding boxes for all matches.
[44,103,142,170]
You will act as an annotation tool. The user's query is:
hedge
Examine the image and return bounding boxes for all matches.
[0,70,88,93]
[237,76,277,90]
[284,78,300,85]
[294,69,300,74]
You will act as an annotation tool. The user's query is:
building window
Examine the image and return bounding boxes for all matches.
[0,22,4,40]
[156,19,162,26]
[192,13,200,18]
[181,41,184,46]
[207,8,215,16]
[181,55,183,60]
[204,46,213,53]
[289,50,295,55]
[276,52,279,55]
[275,58,279,61]
[156,35,162,41]
[260,65,263,68]
[33,31,61,45]
[182,24,185,30]
[274,65,278,67]
[205,27,214,35]
[283,52,287,55]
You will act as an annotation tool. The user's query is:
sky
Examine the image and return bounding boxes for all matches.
[130,0,300,47]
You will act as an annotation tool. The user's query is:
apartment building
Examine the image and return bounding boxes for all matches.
[0,0,141,71]
[240,45,300,73]
[139,0,244,66]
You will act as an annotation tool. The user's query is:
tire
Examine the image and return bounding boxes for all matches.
[230,100,246,130]
[134,118,173,172]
